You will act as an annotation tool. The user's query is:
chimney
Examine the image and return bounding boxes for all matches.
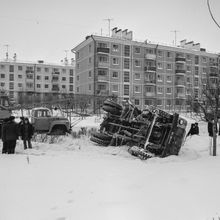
[111,27,117,37]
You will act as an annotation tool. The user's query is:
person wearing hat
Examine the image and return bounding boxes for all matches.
[2,116,19,154]
[19,117,34,150]
[1,117,10,154]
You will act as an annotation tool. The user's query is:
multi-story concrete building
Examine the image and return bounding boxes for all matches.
[0,59,75,104]
[72,28,220,112]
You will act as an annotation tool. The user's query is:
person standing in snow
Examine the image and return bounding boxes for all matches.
[2,116,19,154]
[1,117,10,154]
[19,117,34,150]
[187,123,199,137]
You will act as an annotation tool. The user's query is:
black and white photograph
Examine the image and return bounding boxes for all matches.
[0,0,220,219]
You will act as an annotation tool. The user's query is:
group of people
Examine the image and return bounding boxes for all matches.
[1,116,34,154]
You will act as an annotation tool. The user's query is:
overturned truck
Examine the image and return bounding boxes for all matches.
[90,99,187,160]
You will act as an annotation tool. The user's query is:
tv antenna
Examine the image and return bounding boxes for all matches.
[4,44,10,60]
[103,18,113,37]
[171,30,179,46]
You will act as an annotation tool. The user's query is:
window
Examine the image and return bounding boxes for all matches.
[37,67,41,72]
[202,67,206,74]
[166,100,172,106]
[124,45,130,56]
[76,52,80,59]
[89,57,92,64]
[195,56,199,65]
[9,65,14,72]
[157,74,163,82]
[0,82,5,87]
[186,54,191,60]
[134,73,141,80]
[112,44,119,52]
[36,75,41,80]
[77,63,80,69]
[45,84,49,88]
[37,84,41,88]
[186,66,191,72]
[124,58,130,69]
[62,69,66,73]
[194,78,199,87]
[202,57,207,63]
[157,100,162,106]
[45,68,49,72]
[69,85,73,91]
[166,63,172,70]
[77,75,79,81]
[89,71,92,77]
[45,76,49,80]
[9,82,14,90]
[18,75,22,79]
[134,60,141,67]
[77,87,79,92]
[134,99,140,105]
[195,66,199,75]
[157,87,163,94]
[157,62,163,69]
[1,65,5,69]
[112,84,118,92]
[98,42,108,48]
[0,74,5,78]
[18,66,22,71]
[70,69,74,76]
[166,87,172,94]
[166,75,172,82]
[112,57,119,65]
[134,47,140,54]
[62,77,66,81]
[18,83,22,88]
[98,56,108,63]
[69,77,73,83]
[27,74,33,79]
[134,85,141,93]
[167,51,172,58]
[98,69,107,76]
[124,85,129,96]
[89,84,91,90]
[124,71,130,82]
[9,74,14,81]
[158,50,163,57]
[112,71,118,78]
[62,85,66,89]
[89,44,92,53]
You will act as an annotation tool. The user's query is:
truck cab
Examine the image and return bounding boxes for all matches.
[31,107,71,135]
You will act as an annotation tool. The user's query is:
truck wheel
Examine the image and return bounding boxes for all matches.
[90,136,111,146]
[102,105,121,116]
[103,100,122,110]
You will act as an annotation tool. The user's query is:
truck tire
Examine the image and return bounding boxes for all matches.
[90,136,111,146]
[102,105,121,116]
[103,100,122,110]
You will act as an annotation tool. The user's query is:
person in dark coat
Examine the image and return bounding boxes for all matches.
[187,123,200,137]
[19,117,34,149]
[1,117,10,154]
[2,116,19,154]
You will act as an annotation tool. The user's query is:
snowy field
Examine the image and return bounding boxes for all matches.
[0,115,220,220]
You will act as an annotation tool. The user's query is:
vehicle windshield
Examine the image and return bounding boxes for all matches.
[36,109,52,117]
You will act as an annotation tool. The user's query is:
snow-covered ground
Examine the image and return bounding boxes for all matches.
[0,115,220,220]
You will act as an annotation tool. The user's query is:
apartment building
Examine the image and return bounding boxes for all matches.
[72,28,220,111]
[0,59,75,103]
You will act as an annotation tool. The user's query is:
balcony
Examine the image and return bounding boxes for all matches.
[145,54,156,60]
[97,75,109,82]
[98,62,109,68]
[52,71,60,75]
[97,47,110,54]
[96,90,109,96]
[175,80,186,87]
[52,86,60,92]
[175,69,186,74]
[144,79,156,85]
[145,92,156,97]
[210,63,218,68]
[209,72,218,77]
[175,57,186,63]
[52,77,59,82]
[144,66,156,72]
[175,93,186,99]
[26,70,34,74]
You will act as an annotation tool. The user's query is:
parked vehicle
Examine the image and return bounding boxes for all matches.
[90,99,187,160]
[30,107,71,135]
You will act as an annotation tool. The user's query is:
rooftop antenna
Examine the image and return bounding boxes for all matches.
[103,18,113,37]
[171,30,179,46]
[4,44,9,60]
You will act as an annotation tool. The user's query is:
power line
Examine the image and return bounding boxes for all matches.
[207,0,220,29]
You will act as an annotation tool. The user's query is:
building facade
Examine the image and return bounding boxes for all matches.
[0,59,75,104]
[72,29,220,112]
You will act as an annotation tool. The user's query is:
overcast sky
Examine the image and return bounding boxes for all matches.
[0,0,219,63]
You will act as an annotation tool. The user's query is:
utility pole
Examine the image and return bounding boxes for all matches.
[4,44,9,60]
[103,18,113,37]
[171,30,179,46]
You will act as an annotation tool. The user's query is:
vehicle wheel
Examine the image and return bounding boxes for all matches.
[103,100,122,110]
[92,132,112,141]
[90,136,111,146]
[102,104,121,116]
